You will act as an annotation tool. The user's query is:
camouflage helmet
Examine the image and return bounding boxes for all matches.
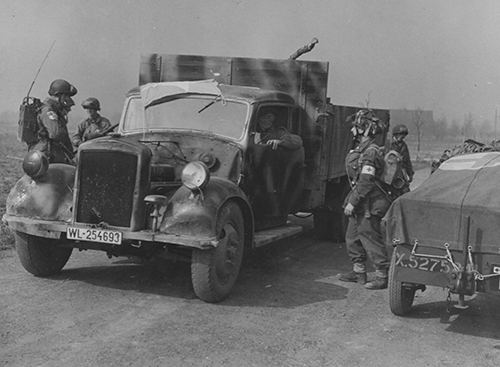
[352,109,383,137]
[81,97,101,111]
[48,79,77,97]
[392,124,409,136]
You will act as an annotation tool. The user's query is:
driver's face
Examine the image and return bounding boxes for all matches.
[258,113,275,131]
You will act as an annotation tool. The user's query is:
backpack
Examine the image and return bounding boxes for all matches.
[381,149,408,191]
[18,96,42,145]
[346,145,408,198]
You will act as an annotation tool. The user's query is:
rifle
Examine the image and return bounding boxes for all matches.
[101,123,119,136]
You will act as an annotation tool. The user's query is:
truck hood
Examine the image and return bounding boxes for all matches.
[80,132,243,183]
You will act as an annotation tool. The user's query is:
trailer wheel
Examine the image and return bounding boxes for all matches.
[14,231,72,276]
[389,250,416,316]
[191,202,244,303]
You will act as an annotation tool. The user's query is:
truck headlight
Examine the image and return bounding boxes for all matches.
[22,150,49,179]
[181,161,210,190]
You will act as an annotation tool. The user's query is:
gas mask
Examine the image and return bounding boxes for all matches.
[59,95,75,112]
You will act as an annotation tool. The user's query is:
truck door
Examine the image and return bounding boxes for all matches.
[249,105,305,229]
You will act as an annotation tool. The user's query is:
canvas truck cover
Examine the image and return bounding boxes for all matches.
[385,152,500,255]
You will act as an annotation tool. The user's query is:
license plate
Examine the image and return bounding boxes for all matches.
[394,249,451,273]
[67,226,122,245]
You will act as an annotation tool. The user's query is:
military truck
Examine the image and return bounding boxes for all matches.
[3,50,389,302]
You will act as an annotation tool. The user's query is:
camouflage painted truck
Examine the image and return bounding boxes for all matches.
[3,51,389,302]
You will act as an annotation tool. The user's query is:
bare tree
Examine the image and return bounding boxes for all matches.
[359,91,372,109]
[411,107,426,156]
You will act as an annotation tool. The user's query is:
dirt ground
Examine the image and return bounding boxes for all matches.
[1,168,500,367]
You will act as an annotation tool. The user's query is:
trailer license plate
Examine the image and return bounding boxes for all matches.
[67,227,122,245]
[394,250,451,273]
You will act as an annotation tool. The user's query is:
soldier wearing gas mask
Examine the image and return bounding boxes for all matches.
[338,110,390,290]
[30,79,77,163]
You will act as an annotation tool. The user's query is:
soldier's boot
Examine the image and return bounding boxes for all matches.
[364,277,388,290]
[338,271,367,285]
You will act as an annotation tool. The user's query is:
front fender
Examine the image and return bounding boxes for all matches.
[6,164,75,222]
[160,177,252,238]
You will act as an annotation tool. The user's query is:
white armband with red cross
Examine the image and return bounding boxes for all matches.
[361,165,376,175]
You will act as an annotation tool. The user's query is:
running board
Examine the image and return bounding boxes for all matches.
[253,224,303,248]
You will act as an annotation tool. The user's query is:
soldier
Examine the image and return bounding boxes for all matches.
[339,110,391,289]
[30,79,77,163]
[390,124,414,185]
[254,111,302,150]
[72,97,111,147]
[253,110,303,216]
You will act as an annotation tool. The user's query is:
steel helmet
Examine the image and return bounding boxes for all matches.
[81,97,101,110]
[48,79,77,97]
[392,124,409,136]
[352,109,383,137]
[22,150,49,179]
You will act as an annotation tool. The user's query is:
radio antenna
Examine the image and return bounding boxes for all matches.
[26,40,56,97]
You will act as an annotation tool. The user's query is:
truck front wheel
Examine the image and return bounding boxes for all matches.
[191,202,245,303]
[14,231,73,276]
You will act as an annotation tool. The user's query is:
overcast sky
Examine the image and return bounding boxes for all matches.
[1,0,500,127]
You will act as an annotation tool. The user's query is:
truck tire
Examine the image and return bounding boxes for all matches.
[14,231,72,276]
[389,249,416,316]
[191,202,245,303]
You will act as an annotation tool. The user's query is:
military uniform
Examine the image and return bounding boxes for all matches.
[30,98,74,164]
[342,138,391,288]
[390,139,414,182]
[72,115,111,147]
[256,126,303,150]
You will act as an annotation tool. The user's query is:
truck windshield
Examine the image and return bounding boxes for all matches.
[122,95,249,140]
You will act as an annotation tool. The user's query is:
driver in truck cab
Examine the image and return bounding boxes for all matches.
[254,111,303,150]
[252,110,303,217]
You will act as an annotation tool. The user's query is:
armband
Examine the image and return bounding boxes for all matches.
[361,165,376,176]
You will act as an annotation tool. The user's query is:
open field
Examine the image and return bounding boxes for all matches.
[0,128,25,252]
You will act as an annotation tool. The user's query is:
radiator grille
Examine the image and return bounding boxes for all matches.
[76,151,137,227]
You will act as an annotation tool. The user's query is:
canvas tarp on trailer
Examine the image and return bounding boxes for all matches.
[385,152,500,255]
